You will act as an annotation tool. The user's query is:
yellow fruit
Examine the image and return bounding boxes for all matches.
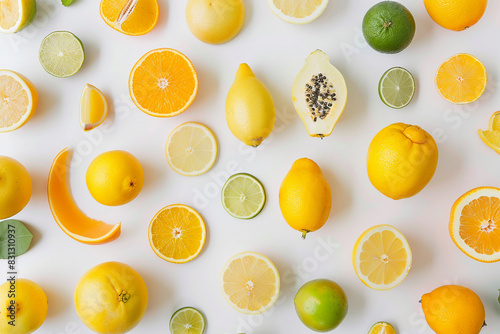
[478,111,500,154]
[226,63,276,147]
[0,69,38,132]
[0,156,31,219]
[368,322,396,334]
[0,279,48,334]
[220,251,280,314]
[353,225,412,291]
[186,0,245,44]
[75,261,148,334]
[422,285,485,334]
[48,148,121,244]
[86,150,144,206]
[279,158,332,238]
[367,123,438,200]
[148,204,206,264]
[449,187,500,262]
[79,84,108,131]
[267,0,329,24]
[489,111,500,131]
[165,122,218,177]
[0,0,36,33]
[424,0,487,31]
[435,54,487,105]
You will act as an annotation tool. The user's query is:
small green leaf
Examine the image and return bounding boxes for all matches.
[0,220,33,258]
[62,0,75,6]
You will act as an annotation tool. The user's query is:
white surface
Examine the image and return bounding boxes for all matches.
[1,0,500,333]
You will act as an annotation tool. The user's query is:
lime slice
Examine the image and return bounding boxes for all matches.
[221,173,266,219]
[0,0,36,33]
[378,67,415,109]
[169,307,206,334]
[39,31,85,78]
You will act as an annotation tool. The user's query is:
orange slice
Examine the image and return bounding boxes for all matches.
[148,204,206,263]
[353,225,412,290]
[129,48,198,117]
[220,251,280,314]
[435,54,487,104]
[99,0,159,36]
[48,148,121,244]
[478,111,500,154]
[0,69,38,132]
[489,111,500,132]
[450,187,500,262]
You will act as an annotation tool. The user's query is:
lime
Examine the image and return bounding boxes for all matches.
[39,31,85,78]
[362,1,415,54]
[378,67,415,109]
[221,173,266,219]
[0,0,36,33]
[169,307,206,334]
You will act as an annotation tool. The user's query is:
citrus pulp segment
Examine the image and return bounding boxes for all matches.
[79,84,108,131]
[100,0,159,35]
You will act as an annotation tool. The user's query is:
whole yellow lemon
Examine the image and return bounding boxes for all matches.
[86,150,144,206]
[367,123,438,200]
[75,261,148,334]
[0,156,32,219]
[421,285,485,334]
[0,278,48,334]
[186,0,245,44]
[279,158,332,239]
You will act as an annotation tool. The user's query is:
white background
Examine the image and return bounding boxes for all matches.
[1,0,500,333]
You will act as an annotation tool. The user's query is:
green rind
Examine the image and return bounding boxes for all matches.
[378,67,415,109]
[38,31,85,78]
[169,307,206,334]
[221,173,266,220]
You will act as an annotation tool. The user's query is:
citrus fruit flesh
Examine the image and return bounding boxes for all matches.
[129,48,198,117]
[353,225,412,290]
[267,0,329,24]
[0,0,36,33]
[368,322,396,334]
[100,0,159,35]
[79,84,108,131]
[48,148,121,244]
[450,187,500,262]
[362,1,415,54]
[0,69,38,132]
[39,31,85,78]
[0,156,32,219]
[424,0,487,31]
[378,67,415,109]
[169,307,206,334]
[165,122,218,177]
[220,251,280,314]
[221,173,266,219]
[148,204,206,264]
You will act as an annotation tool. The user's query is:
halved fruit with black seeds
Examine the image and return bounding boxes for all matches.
[292,50,347,138]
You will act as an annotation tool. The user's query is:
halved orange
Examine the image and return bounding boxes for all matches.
[48,148,121,245]
[129,48,198,117]
[99,0,159,36]
[148,204,206,263]
[435,54,487,104]
[450,187,500,262]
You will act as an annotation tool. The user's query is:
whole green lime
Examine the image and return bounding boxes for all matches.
[362,1,416,54]
[294,279,348,332]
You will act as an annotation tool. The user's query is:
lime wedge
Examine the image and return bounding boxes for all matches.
[378,67,415,109]
[221,173,266,219]
[169,307,206,334]
[39,31,85,78]
[0,0,36,33]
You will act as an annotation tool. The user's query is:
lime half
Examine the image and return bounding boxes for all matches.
[169,307,206,334]
[221,173,266,219]
[378,67,415,109]
[39,31,85,78]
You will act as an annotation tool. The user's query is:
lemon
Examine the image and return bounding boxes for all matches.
[367,123,438,200]
[86,150,144,206]
[267,0,329,24]
[0,156,32,219]
[186,0,245,44]
[279,158,332,239]
[422,285,486,334]
[0,0,36,33]
[79,84,108,131]
[75,261,148,334]
[0,279,48,334]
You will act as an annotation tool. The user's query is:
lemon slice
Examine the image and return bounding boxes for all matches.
[0,70,37,132]
[478,130,500,155]
[353,225,412,291]
[169,307,206,334]
[267,0,329,24]
[166,122,218,176]
[79,84,108,131]
[220,251,280,315]
[0,0,36,33]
